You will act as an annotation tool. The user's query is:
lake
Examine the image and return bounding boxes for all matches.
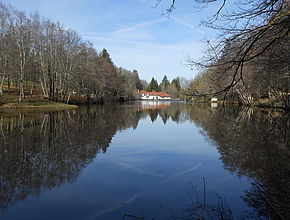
[0,101,289,220]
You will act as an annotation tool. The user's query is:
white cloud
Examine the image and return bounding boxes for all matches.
[113,17,166,34]
[171,16,205,34]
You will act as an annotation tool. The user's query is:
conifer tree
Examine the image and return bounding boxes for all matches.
[147,77,159,91]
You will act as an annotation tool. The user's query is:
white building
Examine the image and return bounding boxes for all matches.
[139,90,172,100]
[211,97,218,102]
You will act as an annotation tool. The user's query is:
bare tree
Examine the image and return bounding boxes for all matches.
[0,2,144,104]
[158,0,290,106]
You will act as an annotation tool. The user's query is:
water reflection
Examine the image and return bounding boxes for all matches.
[0,102,186,211]
[0,102,289,219]
[186,105,290,219]
[0,105,144,210]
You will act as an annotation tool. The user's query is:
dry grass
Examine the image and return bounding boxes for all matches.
[0,94,77,110]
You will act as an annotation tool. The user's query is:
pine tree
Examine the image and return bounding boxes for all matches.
[100,48,113,64]
[160,75,170,91]
[147,77,159,91]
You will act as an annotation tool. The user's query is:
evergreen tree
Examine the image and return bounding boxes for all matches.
[133,70,143,90]
[160,75,170,91]
[100,48,113,64]
[147,77,159,91]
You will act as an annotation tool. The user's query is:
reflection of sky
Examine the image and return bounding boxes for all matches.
[2,0,225,81]
[1,111,250,220]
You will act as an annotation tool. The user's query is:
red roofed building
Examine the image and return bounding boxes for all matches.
[138,90,172,100]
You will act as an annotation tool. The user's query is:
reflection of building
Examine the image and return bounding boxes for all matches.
[139,101,171,110]
[139,90,171,100]
[211,102,218,108]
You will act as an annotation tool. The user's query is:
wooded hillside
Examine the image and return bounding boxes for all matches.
[0,2,143,104]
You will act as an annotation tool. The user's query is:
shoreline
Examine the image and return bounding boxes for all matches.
[0,104,78,110]
[1,97,288,112]
[0,98,78,110]
[189,100,290,111]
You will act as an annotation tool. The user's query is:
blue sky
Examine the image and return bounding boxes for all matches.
[2,0,220,82]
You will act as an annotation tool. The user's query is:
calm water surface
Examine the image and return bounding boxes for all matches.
[0,101,289,220]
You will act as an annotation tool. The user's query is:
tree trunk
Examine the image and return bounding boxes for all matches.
[17,40,25,102]
[30,85,33,98]
[0,76,5,97]
[40,80,48,98]
[8,75,10,95]
[67,92,71,104]
[19,79,24,102]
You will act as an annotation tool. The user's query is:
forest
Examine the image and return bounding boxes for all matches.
[174,0,290,109]
[0,2,146,104]
[143,75,192,99]
[1,0,289,108]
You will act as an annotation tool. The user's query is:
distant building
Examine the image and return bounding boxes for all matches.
[211,97,218,102]
[139,90,172,100]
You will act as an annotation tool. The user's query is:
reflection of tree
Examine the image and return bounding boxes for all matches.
[187,105,290,219]
[0,102,196,210]
[141,102,187,124]
[148,110,159,122]
[3,102,288,219]
[0,105,145,210]
[171,109,181,123]
[160,111,169,124]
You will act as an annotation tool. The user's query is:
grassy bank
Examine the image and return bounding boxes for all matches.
[0,94,78,110]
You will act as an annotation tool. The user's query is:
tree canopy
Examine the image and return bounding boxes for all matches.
[146,77,159,91]
[0,2,144,103]
[159,0,290,107]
